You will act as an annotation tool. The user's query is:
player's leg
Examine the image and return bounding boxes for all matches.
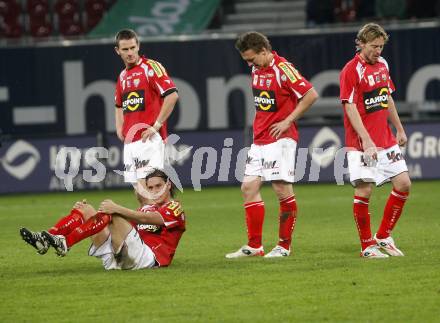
[43,208,111,257]
[375,171,411,256]
[108,216,156,269]
[373,145,410,256]
[264,180,296,258]
[264,138,297,257]
[226,144,265,258]
[19,201,88,255]
[353,182,387,258]
[347,150,388,258]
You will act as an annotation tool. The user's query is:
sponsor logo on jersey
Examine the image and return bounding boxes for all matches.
[253,89,277,112]
[122,90,145,113]
[278,62,301,83]
[363,87,389,113]
[137,223,161,233]
[147,59,167,77]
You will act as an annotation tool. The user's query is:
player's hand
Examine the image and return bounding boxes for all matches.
[362,137,378,167]
[269,119,291,139]
[141,126,157,143]
[73,199,87,209]
[99,199,120,214]
[396,130,407,146]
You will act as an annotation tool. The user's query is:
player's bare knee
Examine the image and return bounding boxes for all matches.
[395,178,411,193]
[355,183,373,198]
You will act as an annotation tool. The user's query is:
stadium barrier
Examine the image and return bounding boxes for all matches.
[1,122,439,194]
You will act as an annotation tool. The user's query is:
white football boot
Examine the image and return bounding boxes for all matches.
[225,245,264,258]
[264,245,290,258]
[374,234,404,256]
[361,245,389,258]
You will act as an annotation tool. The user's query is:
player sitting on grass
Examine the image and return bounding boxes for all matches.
[19,170,186,269]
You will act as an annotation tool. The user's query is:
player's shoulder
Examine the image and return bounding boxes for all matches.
[144,57,168,77]
[118,68,127,81]
[341,55,359,73]
[377,56,390,70]
[139,204,158,213]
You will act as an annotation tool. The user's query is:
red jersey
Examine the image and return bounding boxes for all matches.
[133,201,185,267]
[115,56,177,143]
[251,51,313,145]
[340,54,397,150]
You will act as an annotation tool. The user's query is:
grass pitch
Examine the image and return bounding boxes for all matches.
[1,181,439,322]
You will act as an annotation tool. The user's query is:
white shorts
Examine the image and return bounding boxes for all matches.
[123,132,165,183]
[88,228,156,270]
[347,144,408,186]
[244,138,297,183]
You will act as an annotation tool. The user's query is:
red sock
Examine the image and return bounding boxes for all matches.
[244,201,265,248]
[353,196,375,250]
[65,213,111,248]
[48,209,84,236]
[376,189,409,239]
[278,195,297,250]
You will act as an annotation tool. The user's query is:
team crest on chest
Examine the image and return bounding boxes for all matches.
[134,78,140,87]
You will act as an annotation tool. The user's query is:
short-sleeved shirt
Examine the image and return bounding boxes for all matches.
[134,201,186,267]
[115,56,177,143]
[340,54,397,150]
[251,51,313,145]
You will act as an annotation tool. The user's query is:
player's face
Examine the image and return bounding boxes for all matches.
[146,176,171,205]
[240,48,272,68]
[115,38,140,68]
[359,37,385,64]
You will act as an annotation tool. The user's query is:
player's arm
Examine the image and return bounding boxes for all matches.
[344,103,377,160]
[115,107,124,141]
[269,88,318,139]
[154,91,179,131]
[387,95,407,146]
[99,199,164,225]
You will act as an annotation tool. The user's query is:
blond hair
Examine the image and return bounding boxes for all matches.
[356,23,389,49]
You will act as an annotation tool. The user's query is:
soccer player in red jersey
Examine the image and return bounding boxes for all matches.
[226,32,318,258]
[19,170,186,269]
[114,29,179,205]
[339,23,411,258]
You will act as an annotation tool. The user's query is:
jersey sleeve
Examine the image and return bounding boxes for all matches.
[157,201,185,229]
[146,59,178,97]
[339,64,359,104]
[277,62,313,99]
[115,75,122,108]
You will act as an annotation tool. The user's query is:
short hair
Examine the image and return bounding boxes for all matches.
[145,169,175,198]
[235,31,272,53]
[356,23,389,47]
[115,29,139,47]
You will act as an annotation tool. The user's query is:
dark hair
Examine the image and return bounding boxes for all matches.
[235,31,272,53]
[145,169,175,197]
[115,29,139,47]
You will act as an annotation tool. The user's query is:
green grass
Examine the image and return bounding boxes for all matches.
[1,181,439,322]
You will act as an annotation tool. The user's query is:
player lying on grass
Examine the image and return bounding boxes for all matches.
[19,170,186,269]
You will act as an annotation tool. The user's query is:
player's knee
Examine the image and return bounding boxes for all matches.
[395,178,411,193]
[241,181,257,198]
[355,184,373,198]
